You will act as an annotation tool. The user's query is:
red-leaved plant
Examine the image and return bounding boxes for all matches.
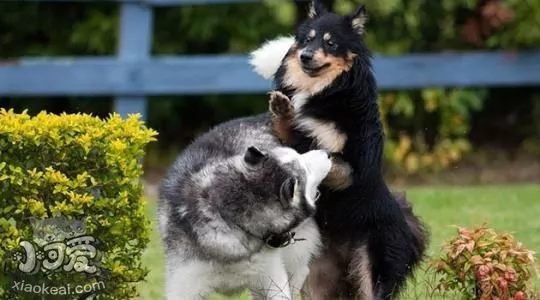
[430,225,538,300]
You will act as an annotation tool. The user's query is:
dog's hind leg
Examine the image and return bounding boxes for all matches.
[348,244,375,300]
[301,249,345,300]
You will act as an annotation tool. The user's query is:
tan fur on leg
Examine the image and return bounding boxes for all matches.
[348,244,374,300]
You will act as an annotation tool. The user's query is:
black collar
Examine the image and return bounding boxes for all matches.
[234,222,306,249]
[264,231,305,248]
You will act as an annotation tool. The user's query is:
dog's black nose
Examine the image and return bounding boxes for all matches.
[300,51,313,64]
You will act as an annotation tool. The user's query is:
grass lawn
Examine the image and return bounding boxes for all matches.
[137,184,540,299]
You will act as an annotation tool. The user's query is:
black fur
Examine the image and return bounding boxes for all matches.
[272,3,428,299]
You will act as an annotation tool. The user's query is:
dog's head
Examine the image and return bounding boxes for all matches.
[240,146,331,215]
[249,1,370,96]
[294,1,367,77]
[281,1,369,94]
[213,146,331,238]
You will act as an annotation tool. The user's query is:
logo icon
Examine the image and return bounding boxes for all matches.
[11,216,100,276]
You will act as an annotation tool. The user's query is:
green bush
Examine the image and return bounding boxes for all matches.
[0,109,157,299]
[380,88,486,174]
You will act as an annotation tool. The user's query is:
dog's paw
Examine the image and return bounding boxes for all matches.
[269,90,294,118]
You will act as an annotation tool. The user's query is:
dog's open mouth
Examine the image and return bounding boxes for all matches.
[302,63,330,77]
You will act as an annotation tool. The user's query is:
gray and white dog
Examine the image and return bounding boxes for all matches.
[158,115,332,300]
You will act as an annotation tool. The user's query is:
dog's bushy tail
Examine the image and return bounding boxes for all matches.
[393,190,429,262]
[249,36,295,80]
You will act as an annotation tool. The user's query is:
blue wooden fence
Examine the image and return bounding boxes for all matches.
[2,0,540,121]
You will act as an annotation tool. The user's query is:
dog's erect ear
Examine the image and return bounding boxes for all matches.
[244,146,267,165]
[308,0,328,18]
[349,5,368,35]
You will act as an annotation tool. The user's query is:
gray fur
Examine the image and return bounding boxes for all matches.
[158,114,331,299]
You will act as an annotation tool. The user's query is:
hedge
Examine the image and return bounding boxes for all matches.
[0,109,157,299]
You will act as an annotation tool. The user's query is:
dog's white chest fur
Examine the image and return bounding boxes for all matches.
[296,116,347,153]
[291,92,348,153]
[165,219,321,300]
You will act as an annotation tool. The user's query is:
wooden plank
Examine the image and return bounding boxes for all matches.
[115,2,153,120]
[15,0,265,5]
[0,56,271,95]
[0,58,128,95]
[1,51,540,96]
[145,0,263,5]
[373,51,540,89]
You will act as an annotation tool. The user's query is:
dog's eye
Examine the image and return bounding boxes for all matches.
[326,40,337,49]
[244,146,267,166]
[278,178,297,209]
[280,178,296,200]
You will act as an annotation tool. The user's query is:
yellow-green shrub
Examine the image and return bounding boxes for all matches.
[380,88,485,174]
[0,109,157,299]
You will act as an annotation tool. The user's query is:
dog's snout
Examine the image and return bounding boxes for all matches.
[300,51,314,64]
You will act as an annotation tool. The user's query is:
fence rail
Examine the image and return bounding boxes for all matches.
[2,52,540,96]
[3,0,540,120]
[17,0,264,4]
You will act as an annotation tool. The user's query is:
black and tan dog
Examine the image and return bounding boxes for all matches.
[250,1,429,299]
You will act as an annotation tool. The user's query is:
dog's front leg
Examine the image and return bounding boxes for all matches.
[165,259,212,300]
[288,266,310,300]
[269,92,353,191]
[269,90,295,145]
[249,256,292,300]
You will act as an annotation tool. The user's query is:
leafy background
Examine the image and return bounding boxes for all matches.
[1,0,539,181]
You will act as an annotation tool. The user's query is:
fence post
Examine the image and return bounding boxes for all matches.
[115,1,153,121]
